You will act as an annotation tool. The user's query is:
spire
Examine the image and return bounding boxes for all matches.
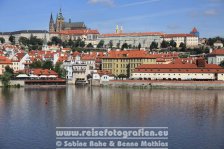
[58,8,64,20]
[50,12,54,23]
[192,27,198,33]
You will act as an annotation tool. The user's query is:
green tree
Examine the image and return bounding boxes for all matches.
[9,35,15,45]
[19,37,29,45]
[150,41,158,50]
[116,42,120,49]
[1,72,12,87]
[121,43,128,50]
[0,66,14,87]
[220,60,224,68]
[42,60,54,70]
[87,43,93,48]
[51,36,62,45]
[170,40,177,48]
[54,62,66,78]
[0,37,5,44]
[179,42,186,51]
[118,74,127,80]
[79,41,85,48]
[5,65,14,75]
[109,40,113,48]
[97,40,104,48]
[161,40,169,48]
[30,60,42,68]
[138,43,141,50]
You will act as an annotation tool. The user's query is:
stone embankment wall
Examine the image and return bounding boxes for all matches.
[0,80,25,87]
[99,81,224,90]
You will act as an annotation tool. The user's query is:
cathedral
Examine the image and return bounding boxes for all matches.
[49,9,87,33]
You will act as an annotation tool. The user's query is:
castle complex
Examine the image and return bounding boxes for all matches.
[49,8,87,33]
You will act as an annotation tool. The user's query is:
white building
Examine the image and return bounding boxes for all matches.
[98,32,163,49]
[0,30,49,44]
[162,34,198,47]
[11,53,31,71]
[63,56,96,84]
[208,49,224,65]
[131,59,224,81]
[213,41,223,48]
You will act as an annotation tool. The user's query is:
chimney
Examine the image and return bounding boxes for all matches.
[196,58,206,67]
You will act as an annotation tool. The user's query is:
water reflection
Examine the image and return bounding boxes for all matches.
[0,87,223,149]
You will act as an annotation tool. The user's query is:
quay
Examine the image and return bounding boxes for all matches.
[94,80,224,90]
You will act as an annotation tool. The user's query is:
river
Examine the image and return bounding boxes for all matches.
[0,86,224,149]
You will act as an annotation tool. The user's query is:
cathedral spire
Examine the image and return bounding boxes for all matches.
[50,12,54,23]
[58,8,64,20]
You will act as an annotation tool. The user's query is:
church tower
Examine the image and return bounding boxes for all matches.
[56,8,64,32]
[49,13,55,32]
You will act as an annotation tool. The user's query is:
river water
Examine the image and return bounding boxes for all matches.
[0,86,224,149]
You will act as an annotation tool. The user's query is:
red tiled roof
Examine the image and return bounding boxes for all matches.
[31,69,58,76]
[57,56,68,63]
[81,54,96,60]
[192,27,198,33]
[134,63,224,73]
[102,32,164,37]
[209,49,224,55]
[0,56,12,64]
[59,29,99,35]
[97,70,113,76]
[163,34,196,38]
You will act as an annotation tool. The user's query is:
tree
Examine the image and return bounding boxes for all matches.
[116,42,120,49]
[128,44,132,49]
[109,40,113,48]
[118,74,127,80]
[42,60,54,70]
[79,41,85,48]
[138,43,141,50]
[220,60,224,68]
[54,62,66,78]
[0,37,5,44]
[97,40,104,48]
[170,40,177,48]
[1,72,12,87]
[161,40,169,48]
[19,37,29,45]
[150,41,158,50]
[30,60,42,68]
[9,35,15,45]
[86,43,93,48]
[0,66,14,87]
[179,42,186,51]
[121,43,128,50]
[5,65,14,75]
[51,36,62,45]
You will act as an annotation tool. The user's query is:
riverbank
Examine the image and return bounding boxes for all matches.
[96,80,224,90]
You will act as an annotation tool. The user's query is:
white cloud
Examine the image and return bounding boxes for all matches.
[204,9,219,16]
[88,0,114,6]
[119,0,161,8]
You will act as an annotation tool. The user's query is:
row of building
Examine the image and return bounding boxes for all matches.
[0,9,200,49]
[1,42,224,83]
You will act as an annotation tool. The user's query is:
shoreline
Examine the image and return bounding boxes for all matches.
[95,80,224,90]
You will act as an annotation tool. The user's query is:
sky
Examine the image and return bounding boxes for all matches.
[0,0,223,37]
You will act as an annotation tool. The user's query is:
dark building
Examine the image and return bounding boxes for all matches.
[49,9,87,33]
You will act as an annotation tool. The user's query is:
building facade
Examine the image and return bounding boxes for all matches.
[101,50,158,77]
[131,59,224,81]
[208,49,224,65]
[162,34,199,48]
[98,32,163,49]
[49,9,87,33]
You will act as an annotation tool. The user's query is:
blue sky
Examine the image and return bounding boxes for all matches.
[0,0,223,37]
